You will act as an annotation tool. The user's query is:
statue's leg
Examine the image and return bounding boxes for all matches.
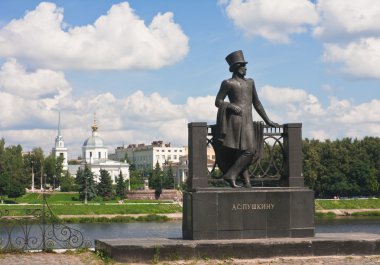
[223,150,254,188]
[242,151,259,188]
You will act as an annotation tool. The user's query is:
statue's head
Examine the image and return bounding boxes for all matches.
[225,50,248,73]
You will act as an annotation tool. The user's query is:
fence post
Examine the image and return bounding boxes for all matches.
[283,123,304,187]
[187,122,208,190]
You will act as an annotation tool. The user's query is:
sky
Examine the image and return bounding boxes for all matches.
[0,0,380,158]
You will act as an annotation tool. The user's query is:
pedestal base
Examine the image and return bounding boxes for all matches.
[182,187,314,240]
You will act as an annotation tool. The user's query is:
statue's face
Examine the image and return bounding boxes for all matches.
[237,64,247,77]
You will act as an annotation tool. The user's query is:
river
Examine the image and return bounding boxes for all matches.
[76,217,380,241]
[1,218,379,249]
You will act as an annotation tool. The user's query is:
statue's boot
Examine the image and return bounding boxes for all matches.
[223,153,253,188]
[242,170,251,188]
[224,179,241,188]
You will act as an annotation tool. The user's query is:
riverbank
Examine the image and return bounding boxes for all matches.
[2,193,380,222]
[316,208,380,216]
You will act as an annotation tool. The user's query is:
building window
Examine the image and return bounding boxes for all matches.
[90,152,92,157]
[162,155,165,159]
[174,150,177,152]
[174,155,177,160]
[99,152,101,158]
[168,155,171,160]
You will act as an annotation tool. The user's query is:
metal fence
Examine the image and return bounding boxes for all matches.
[0,194,92,251]
[207,124,284,184]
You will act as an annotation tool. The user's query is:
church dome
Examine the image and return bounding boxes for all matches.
[83,135,105,147]
[82,115,106,148]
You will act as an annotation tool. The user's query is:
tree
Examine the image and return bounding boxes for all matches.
[97,169,113,200]
[0,141,28,198]
[129,168,145,190]
[44,155,56,188]
[23,147,45,189]
[302,137,380,198]
[116,170,126,199]
[163,164,174,189]
[76,166,97,202]
[60,171,77,192]
[149,161,162,189]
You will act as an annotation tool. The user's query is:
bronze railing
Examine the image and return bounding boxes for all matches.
[207,124,284,185]
[0,194,92,251]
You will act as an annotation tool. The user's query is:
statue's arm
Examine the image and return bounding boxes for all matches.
[215,80,241,115]
[251,79,278,127]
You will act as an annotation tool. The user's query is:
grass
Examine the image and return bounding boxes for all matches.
[315,212,337,218]
[0,203,181,216]
[315,198,380,210]
[351,211,380,217]
[0,214,170,224]
[14,192,79,204]
[9,192,173,204]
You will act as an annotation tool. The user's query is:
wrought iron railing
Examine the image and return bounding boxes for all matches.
[0,194,92,251]
[207,124,285,185]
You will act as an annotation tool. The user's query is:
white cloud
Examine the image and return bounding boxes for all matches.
[0,2,189,70]
[338,99,380,124]
[323,38,380,78]
[0,59,71,99]
[312,1,380,79]
[222,0,318,43]
[2,59,380,157]
[185,95,217,122]
[260,85,308,105]
[313,0,380,40]
[259,85,380,141]
[0,59,215,156]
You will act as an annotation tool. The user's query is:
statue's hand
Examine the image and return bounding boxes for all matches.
[227,104,242,115]
[266,120,280,127]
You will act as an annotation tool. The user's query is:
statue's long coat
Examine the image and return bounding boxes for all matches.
[215,77,261,151]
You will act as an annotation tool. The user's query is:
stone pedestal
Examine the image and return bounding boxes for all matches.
[183,187,314,240]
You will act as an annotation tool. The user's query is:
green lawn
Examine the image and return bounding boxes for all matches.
[0,203,181,216]
[14,192,79,204]
[10,192,173,204]
[315,198,380,210]
[0,192,181,217]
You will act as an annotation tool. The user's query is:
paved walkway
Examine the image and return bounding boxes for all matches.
[0,252,101,265]
[1,252,380,265]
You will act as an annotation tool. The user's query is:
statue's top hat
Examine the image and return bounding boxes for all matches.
[225,50,248,72]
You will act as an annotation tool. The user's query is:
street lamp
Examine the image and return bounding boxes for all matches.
[53,175,56,190]
[84,168,88,204]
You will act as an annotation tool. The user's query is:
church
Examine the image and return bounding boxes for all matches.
[54,114,130,184]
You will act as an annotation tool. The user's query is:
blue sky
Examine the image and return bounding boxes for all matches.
[0,0,379,158]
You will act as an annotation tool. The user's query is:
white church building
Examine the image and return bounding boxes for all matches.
[57,115,129,184]
[80,118,130,183]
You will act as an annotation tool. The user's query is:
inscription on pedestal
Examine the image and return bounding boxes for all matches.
[183,188,315,239]
[231,203,275,211]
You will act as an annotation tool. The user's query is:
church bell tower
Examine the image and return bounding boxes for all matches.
[52,112,68,171]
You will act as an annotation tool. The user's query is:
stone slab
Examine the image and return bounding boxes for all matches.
[182,187,314,240]
[95,233,380,263]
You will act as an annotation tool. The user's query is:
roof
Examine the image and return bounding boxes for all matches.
[83,135,105,147]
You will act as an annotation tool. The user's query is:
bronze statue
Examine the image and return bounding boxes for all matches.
[214,50,278,188]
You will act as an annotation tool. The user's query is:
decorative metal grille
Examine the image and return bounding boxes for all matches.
[0,194,92,251]
[207,124,285,184]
